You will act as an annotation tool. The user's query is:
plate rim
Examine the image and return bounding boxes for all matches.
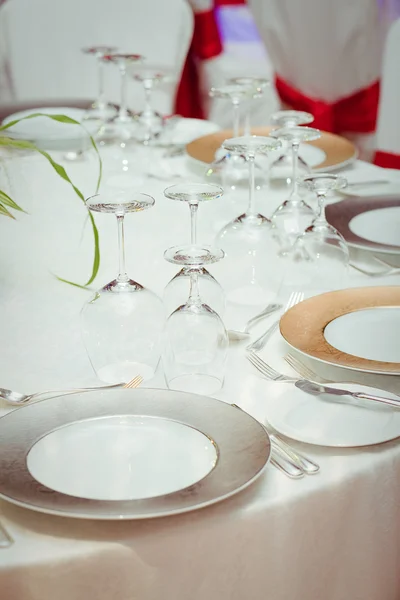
[279,286,400,374]
[265,380,400,448]
[185,126,358,172]
[0,388,270,520]
[326,196,400,254]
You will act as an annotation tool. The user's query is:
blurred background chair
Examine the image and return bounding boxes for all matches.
[0,0,193,116]
[374,18,400,168]
[177,0,279,127]
[247,0,386,159]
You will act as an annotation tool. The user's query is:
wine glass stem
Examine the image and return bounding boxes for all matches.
[97,57,106,110]
[247,154,256,216]
[188,271,201,306]
[232,101,240,137]
[116,215,128,282]
[189,202,198,244]
[291,141,299,196]
[244,111,251,136]
[144,84,153,115]
[316,192,327,223]
[119,66,128,120]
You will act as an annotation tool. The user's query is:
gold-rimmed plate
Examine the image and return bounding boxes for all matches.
[186,127,357,172]
[279,286,400,375]
[0,388,270,520]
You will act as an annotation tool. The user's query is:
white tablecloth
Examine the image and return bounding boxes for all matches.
[0,148,399,600]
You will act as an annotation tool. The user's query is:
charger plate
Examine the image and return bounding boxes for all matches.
[326,196,400,257]
[186,127,357,172]
[279,286,400,375]
[0,388,270,520]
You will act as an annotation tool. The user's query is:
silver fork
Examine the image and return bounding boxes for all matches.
[247,350,295,381]
[247,291,304,352]
[284,354,331,383]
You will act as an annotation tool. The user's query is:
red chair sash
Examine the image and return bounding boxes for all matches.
[275,75,380,134]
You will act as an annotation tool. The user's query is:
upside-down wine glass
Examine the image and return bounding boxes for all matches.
[82,46,118,121]
[81,191,164,383]
[162,243,228,395]
[269,110,314,188]
[289,173,349,293]
[269,126,321,253]
[163,183,226,317]
[228,76,270,135]
[206,82,260,190]
[130,64,169,143]
[214,136,283,305]
[96,53,143,146]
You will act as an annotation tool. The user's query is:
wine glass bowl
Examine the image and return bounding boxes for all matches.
[81,191,164,383]
[289,174,350,293]
[162,244,228,395]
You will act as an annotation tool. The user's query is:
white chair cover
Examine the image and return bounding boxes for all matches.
[375,18,400,160]
[0,0,193,115]
[247,0,383,103]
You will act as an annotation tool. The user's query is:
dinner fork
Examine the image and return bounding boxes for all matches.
[284,354,331,384]
[246,291,304,352]
[247,351,295,382]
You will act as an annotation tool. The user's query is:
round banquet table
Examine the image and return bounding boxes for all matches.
[0,143,399,600]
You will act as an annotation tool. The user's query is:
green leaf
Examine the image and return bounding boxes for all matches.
[0,113,102,192]
[1,135,100,286]
[0,202,15,219]
[0,112,102,286]
[0,189,27,213]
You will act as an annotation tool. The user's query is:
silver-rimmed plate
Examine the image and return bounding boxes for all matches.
[326,196,400,261]
[0,388,270,520]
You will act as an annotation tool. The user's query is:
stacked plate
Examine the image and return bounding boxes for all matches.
[0,388,270,520]
[252,286,400,449]
[2,107,99,152]
[326,196,400,266]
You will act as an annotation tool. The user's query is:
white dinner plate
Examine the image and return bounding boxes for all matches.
[265,380,400,447]
[2,107,99,151]
[324,307,400,364]
[161,117,220,146]
[0,388,270,520]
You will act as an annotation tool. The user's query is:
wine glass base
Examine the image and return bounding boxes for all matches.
[97,360,155,384]
[164,245,224,267]
[167,373,223,395]
[84,103,117,121]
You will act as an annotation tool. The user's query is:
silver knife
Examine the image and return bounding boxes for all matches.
[295,380,400,409]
